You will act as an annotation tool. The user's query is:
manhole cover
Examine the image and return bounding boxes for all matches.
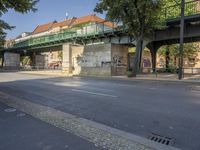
[147,133,174,146]
[4,108,16,113]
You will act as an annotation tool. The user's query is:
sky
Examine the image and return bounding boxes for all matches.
[2,0,104,39]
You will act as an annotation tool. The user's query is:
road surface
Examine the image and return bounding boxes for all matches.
[0,72,200,150]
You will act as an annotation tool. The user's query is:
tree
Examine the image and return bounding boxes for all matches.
[94,0,196,75]
[0,0,38,68]
[165,0,199,19]
[95,0,164,75]
[21,56,32,66]
[158,43,199,71]
[0,0,39,48]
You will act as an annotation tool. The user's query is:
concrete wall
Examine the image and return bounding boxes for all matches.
[141,50,152,73]
[35,55,45,69]
[111,44,128,76]
[42,51,62,69]
[37,43,129,76]
[71,45,84,75]
[4,52,20,70]
[62,44,72,74]
[70,44,129,76]
[72,44,112,76]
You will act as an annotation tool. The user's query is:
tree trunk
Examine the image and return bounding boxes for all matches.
[174,56,177,66]
[132,38,143,75]
[1,52,4,68]
[165,45,170,71]
[151,52,157,73]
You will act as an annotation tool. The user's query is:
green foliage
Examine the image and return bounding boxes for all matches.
[164,0,199,19]
[158,43,199,59]
[127,70,135,77]
[0,0,39,48]
[94,0,196,37]
[58,51,63,60]
[94,0,167,73]
[165,65,177,73]
[20,56,31,65]
[95,0,199,74]
[158,43,199,72]
[95,0,163,38]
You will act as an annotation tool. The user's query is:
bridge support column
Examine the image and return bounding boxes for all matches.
[132,40,150,75]
[62,44,72,74]
[30,52,45,69]
[147,42,160,73]
[3,52,20,70]
[35,55,45,69]
[151,51,157,73]
[31,52,36,67]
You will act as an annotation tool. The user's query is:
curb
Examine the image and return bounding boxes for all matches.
[74,75,200,85]
[0,91,181,150]
[3,71,199,84]
[18,71,71,77]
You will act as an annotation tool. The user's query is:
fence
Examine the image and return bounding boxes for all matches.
[12,22,119,49]
[20,65,62,71]
[140,67,200,79]
[165,0,200,20]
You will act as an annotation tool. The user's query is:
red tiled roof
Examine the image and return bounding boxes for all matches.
[72,15,116,28]
[32,21,56,35]
[52,18,76,28]
[31,15,116,35]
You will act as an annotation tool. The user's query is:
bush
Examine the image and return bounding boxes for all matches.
[126,69,136,77]
[166,65,177,73]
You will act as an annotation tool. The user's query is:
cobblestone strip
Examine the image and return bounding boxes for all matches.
[0,92,181,150]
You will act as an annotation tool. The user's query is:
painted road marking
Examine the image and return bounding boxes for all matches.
[149,87,157,90]
[71,89,117,98]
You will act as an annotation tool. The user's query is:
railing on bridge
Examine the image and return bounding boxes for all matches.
[12,22,119,49]
[165,0,200,20]
[8,0,200,50]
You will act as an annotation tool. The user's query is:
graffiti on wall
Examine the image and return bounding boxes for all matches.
[101,61,112,67]
[143,58,151,68]
[76,54,87,65]
[112,55,127,67]
[75,54,127,68]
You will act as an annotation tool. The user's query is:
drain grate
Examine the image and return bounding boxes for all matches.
[147,133,174,146]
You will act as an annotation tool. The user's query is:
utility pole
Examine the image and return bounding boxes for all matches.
[178,0,185,80]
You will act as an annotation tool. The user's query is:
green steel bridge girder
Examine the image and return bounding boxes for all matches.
[5,31,130,53]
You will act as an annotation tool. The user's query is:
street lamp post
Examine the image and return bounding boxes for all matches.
[178,0,185,80]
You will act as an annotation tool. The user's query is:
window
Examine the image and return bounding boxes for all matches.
[188,58,196,67]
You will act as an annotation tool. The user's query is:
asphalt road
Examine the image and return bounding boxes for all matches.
[0,72,200,150]
[0,102,103,150]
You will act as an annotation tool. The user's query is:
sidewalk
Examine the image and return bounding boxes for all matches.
[113,74,200,83]
[0,102,103,150]
[18,70,200,83]
[19,70,70,77]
